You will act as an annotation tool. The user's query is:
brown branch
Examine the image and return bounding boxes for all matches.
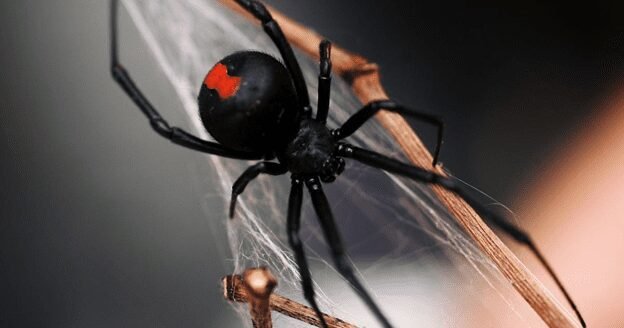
[220,1,580,327]
[241,268,277,328]
[223,273,358,328]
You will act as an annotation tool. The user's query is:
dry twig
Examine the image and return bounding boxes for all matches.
[241,268,277,328]
[223,270,358,328]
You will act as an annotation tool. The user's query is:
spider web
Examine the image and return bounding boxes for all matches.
[119,0,533,326]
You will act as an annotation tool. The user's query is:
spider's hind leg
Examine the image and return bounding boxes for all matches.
[305,177,393,328]
[110,0,261,160]
[229,161,287,218]
[337,143,586,328]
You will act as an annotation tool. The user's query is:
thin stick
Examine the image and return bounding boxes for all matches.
[220,1,580,327]
[223,274,358,328]
[241,268,277,328]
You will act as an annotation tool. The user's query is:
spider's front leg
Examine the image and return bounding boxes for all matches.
[334,100,444,165]
[234,0,310,111]
[305,177,394,328]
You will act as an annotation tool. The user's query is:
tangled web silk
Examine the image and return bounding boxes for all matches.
[120,0,532,326]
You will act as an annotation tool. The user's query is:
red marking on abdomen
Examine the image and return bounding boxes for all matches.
[204,63,241,100]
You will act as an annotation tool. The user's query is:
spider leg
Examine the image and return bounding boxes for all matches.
[337,143,586,328]
[110,0,262,160]
[287,177,329,328]
[333,100,444,165]
[234,0,310,112]
[305,177,393,328]
[316,40,332,123]
[229,162,288,218]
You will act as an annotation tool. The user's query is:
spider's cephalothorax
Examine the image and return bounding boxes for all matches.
[198,51,300,154]
[279,118,345,182]
[111,0,585,327]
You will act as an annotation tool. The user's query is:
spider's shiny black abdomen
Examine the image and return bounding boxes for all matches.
[198,51,300,153]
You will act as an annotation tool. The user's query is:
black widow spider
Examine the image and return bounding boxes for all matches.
[110,1,585,327]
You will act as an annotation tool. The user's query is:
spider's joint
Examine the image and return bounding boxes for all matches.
[335,142,353,155]
[151,119,173,138]
[302,105,313,117]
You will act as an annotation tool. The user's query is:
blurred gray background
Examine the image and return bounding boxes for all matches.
[1,0,622,327]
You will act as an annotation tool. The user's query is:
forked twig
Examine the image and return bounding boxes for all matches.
[220,1,581,327]
[241,268,277,328]
[223,268,358,328]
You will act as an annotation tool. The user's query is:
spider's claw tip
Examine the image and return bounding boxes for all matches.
[432,156,442,167]
[320,39,332,58]
[229,196,238,219]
